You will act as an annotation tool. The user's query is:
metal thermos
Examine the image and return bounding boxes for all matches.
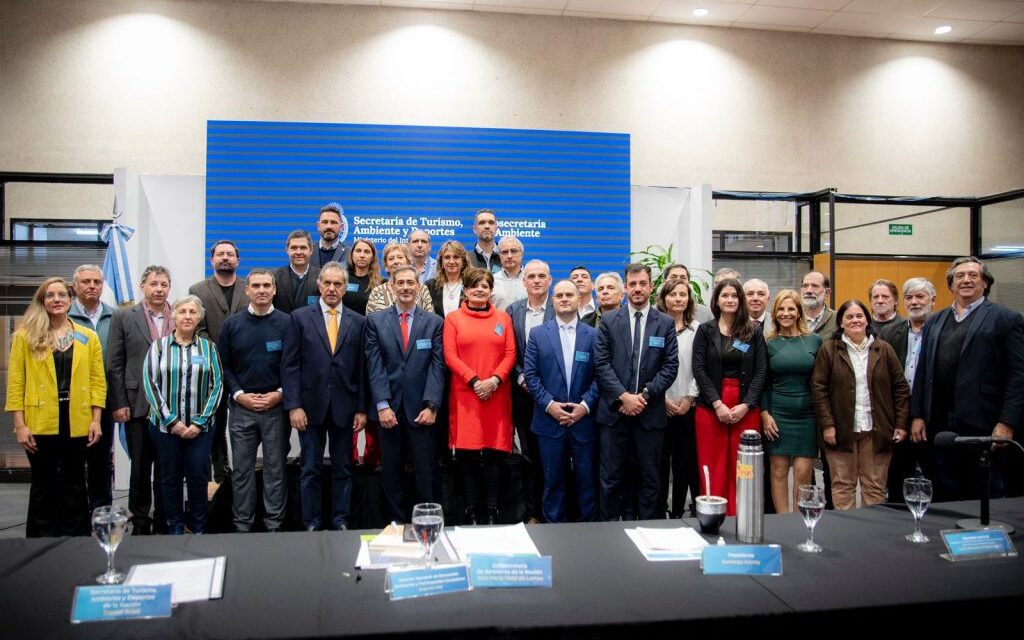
[736,430,764,543]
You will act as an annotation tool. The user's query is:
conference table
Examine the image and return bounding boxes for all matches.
[1,499,1022,638]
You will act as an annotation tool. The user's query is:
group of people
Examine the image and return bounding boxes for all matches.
[6,204,1022,537]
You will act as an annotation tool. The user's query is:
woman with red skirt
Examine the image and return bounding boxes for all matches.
[692,277,768,515]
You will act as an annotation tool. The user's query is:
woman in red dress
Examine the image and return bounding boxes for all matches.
[443,267,516,524]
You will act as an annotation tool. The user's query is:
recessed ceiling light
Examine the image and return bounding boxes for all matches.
[693,8,710,17]
[934,25,953,35]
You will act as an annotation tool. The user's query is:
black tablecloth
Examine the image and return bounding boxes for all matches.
[1,499,1022,639]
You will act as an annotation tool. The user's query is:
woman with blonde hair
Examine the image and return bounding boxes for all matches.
[343,238,384,315]
[427,240,471,317]
[760,289,822,512]
[6,277,105,537]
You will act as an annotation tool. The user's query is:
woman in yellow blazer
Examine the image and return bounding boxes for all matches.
[6,277,105,537]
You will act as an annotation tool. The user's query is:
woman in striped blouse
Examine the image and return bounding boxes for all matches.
[143,295,223,534]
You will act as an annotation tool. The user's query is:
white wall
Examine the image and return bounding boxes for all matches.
[2,0,1022,201]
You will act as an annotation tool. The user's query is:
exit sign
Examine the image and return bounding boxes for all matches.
[889,224,913,235]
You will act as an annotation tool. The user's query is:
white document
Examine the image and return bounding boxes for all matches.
[124,557,226,604]
[450,523,541,560]
[627,527,707,561]
[356,531,459,570]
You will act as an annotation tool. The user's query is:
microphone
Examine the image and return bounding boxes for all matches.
[933,431,1012,448]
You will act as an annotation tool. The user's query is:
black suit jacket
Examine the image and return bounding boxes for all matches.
[594,306,679,429]
[878,320,912,364]
[272,264,321,314]
[692,320,769,409]
[910,299,1024,435]
[190,276,248,342]
[363,307,445,424]
[281,303,367,427]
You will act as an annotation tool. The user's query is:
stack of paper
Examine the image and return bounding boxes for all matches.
[626,526,707,561]
[124,557,226,603]
[449,523,542,560]
[356,526,459,570]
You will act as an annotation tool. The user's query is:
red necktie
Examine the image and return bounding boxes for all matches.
[400,312,410,352]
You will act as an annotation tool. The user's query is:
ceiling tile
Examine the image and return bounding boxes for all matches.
[731,21,813,31]
[963,20,1024,42]
[474,0,569,9]
[927,0,1024,22]
[815,10,916,34]
[381,0,473,7]
[841,0,943,15]
[1008,6,1024,22]
[565,0,663,16]
[652,0,751,21]
[473,4,565,15]
[734,4,834,27]
[891,16,995,38]
[753,0,849,10]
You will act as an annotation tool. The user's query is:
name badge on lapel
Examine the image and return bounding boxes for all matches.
[416,339,431,350]
[732,339,750,353]
[346,283,360,293]
[495,324,504,336]
[266,340,283,352]
[574,351,590,363]
[73,331,90,345]
[191,354,209,367]
[648,336,665,348]
[306,295,319,306]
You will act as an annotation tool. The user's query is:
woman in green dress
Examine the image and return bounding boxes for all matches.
[760,289,822,512]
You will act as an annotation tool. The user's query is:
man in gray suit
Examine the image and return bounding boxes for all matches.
[190,240,248,484]
[309,203,350,269]
[106,265,174,534]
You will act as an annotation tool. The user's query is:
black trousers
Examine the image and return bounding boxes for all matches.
[210,391,231,484]
[600,419,665,521]
[380,413,438,523]
[658,411,699,518]
[25,401,89,538]
[458,448,506,515]
[125,416,164,530]
[85,408,114,511]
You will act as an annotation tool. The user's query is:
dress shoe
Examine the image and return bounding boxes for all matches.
[486,507,499,525]
[305,524,320,532]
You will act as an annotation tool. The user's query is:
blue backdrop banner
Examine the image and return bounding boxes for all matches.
[205,121,630,282]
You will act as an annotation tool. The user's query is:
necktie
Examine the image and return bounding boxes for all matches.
[327,308,339,353]
[631,311,642,393]
[561,324,574,392]
[400,312,410,352]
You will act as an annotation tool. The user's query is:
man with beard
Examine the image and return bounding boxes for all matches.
[309,203,349,270]
[190,240,248,485]
[468,208,501,272]
[743,278,773,333]
[911,257,1024,502]
[68,265,115,510]
[408,229,437,284]
[273,229,321,314]
[869,279,904,332]
[492,236,527,311]
[801,271,837,338]
[879,277,936,501]
[570,266,597,319]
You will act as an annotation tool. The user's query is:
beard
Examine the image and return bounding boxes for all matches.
[802,294,823,311]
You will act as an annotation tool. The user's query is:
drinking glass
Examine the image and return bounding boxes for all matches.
[411,503,444,567]
[796,485,825,553]
[92,505,129,584]
[903,477,933,544]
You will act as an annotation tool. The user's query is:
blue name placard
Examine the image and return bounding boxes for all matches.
[346,283,360,292]
[469,555,552,588]
[416,338,432,350]
[387,565,471,601]
[732,340,750,353]
[495,324,504,336]
[942,529,1016,560]
[71,584,172,623]
[648,336,665,348]
[266,340,282,352]
[74,331,90,345]
[574,351,590,363]
[306,295,319,306]
[191,355,209,366]
[702,545,782,576]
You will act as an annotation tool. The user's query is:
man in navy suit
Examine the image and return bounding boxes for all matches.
[507,259,555,522]
[282,261,367,530]
[911,256,1024,502]
[595,263,679,521]
[364,265,446,522]
[524,280,600,522]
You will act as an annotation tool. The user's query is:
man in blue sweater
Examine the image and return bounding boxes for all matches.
[217,268,292,532]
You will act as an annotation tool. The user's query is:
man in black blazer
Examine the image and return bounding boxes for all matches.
[595,264,679,521]
[190,240,248,485]
[106,265,174,534]
[879,277,936,501]
[364,265,446,522]
[308,203,350,270]
[911,257,1024,502]
[282,261,367,530]
[273,229,321,314]
[507,260,554,522]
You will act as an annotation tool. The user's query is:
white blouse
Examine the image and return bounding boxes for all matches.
[842,334,874,433]
[667,319,700,402]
